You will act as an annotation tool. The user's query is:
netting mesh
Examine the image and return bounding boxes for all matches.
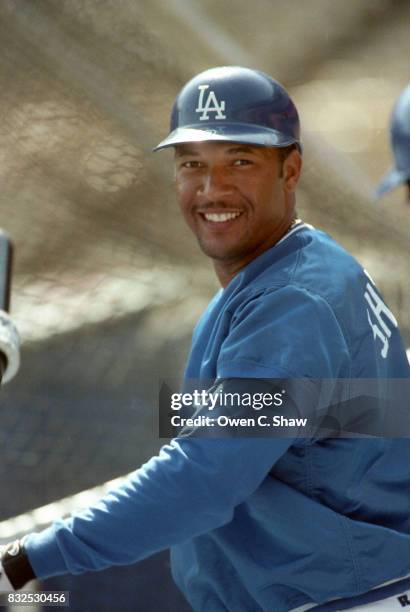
[0,0,409,516]
[0,1,409,609]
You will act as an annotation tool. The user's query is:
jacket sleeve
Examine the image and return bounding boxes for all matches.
[25,434,294,578]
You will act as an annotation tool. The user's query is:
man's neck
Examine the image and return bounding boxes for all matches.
[214,218,301,288]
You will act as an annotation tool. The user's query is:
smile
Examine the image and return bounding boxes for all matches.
[202,212,242,223]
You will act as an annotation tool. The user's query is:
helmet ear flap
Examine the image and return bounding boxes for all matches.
[154,66,302,152]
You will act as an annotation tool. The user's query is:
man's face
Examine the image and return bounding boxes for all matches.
[174,141,301,279]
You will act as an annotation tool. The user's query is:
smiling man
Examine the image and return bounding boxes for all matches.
[174,141,300,286]
[2,67,410,612]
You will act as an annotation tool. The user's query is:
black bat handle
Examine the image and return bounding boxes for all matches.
[0,230,14,382]
[0,230,13,313]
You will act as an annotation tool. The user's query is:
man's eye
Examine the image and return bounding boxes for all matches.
[233,159,251,166]
[182,161,202,168]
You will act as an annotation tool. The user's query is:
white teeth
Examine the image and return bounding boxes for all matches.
[204,212,241,222]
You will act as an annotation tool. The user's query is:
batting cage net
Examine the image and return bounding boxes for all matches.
[0,1,409,610]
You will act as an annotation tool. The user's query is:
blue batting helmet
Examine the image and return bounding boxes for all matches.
[376,84,410,198]
[153,66,301,152]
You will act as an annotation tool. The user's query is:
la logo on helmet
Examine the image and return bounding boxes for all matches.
[195,84,226,121]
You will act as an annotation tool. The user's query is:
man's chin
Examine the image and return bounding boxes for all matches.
[197,241,246,263]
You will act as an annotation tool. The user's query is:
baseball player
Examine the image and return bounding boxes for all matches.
[375,83,410,201]
[1,67,410,612]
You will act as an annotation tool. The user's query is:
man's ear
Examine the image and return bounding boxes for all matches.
[283,149,302,193]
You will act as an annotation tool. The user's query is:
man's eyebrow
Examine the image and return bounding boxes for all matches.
[174,144,260,157]
[174,146,200,157]
[225,145,256,154]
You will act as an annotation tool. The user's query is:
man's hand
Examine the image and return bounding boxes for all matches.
[0,558,14,591]
[0,540,36,591]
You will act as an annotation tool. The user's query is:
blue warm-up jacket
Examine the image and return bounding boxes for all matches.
[25,224,410,611]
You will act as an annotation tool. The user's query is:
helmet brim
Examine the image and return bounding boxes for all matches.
[375,167,410,198]
[153,123,300,152]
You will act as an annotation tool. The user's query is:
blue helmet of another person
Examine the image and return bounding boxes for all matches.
[376,84,410,198]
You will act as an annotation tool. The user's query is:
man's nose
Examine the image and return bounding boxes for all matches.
[197,166,233,199]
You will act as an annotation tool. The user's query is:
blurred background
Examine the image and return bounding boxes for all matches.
[0,0,409,610]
